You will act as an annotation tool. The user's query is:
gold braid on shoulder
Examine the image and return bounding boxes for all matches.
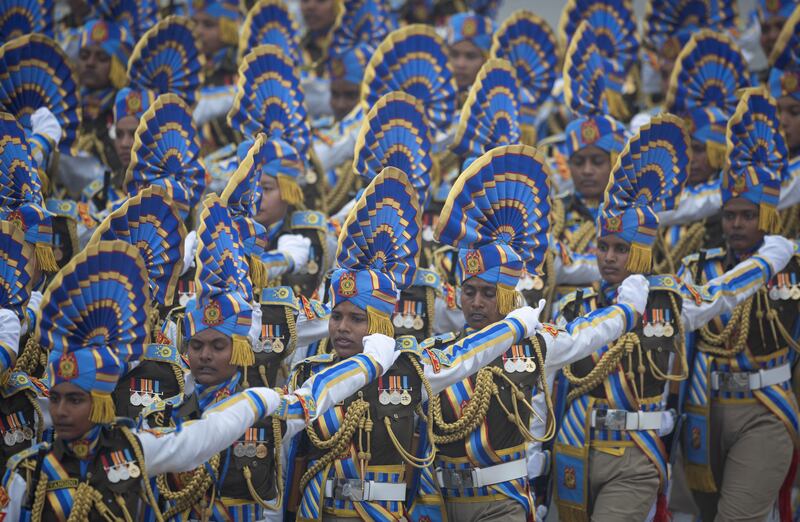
[565,220,596,255]
[697,294,753,356]
[157,455,220,520]
[14,337,43,377]
[563,333,636,402]
[654,222,706,275]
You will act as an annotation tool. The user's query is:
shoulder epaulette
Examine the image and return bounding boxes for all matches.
[405,335,455,369]
[4,442,50,477]
[1,371,42,398]
[142,343,183,366]
[681,248,726,267]
[413,268,441,290]
[301,353,336,365]
[81,179,104,200]
[46,199,78,219]
[419,331,459,350]
[553,287,597,314]
[140,394,185,418]
[260,286,299,310]
[290,210,327,231]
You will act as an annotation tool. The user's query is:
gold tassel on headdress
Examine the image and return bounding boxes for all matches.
[605,89,631,122]
[367,307,394,337]
[759,203,781,234]
[496,283,518,315]
[705,141,726,171]
[625,243,653,274]
[219,17,239,47]
[278,175,304,207]
[249,255,268,291]
[36,244,59,272]
[109,58,128,90]
[520,124,538,147]
[90,391,116,424]
[230,334,255,367]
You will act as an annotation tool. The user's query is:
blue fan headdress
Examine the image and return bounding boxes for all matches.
[0,112,57,272]
[228,44,309,206]
[117,15,204,123]
[723,87,788,233]
[239,0,302,63]
[329,0,393,85]
[452,58,520,168]
[124,93,207,220]
[332,167,421,336]
[93,0,159,41]
[665,29,748,169]
[768,6,800,102]
[598,113,690,272]
[363,25,458,137]
[643,0,739,60]
[0,33,82,156]
[185,195,255,367]
[490,10,558,145]
[37,240,151,423]
[0,221,33,373]
[562,20,628,160]
[0,0,54,42]
[435,144,551,315]
[90,185,187,309]
[353,92,433,208]
[559,0,639,120]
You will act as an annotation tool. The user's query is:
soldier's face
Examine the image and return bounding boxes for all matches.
[113,115,139,169]
[50,383,95,441]
[460,277,504,330]
[689,139,716,186]
[449,40,485,90]
[569,145,611,200]
[187,329,238,385]
[193,11,223,56]
[256,174,289,228]
[722,198,765,255]
[300,0,337,32]
[761,16,787,58]
[778,96,800,153]
[329,301,370,359]
[330,79,361,122]
[78,45,112,90]
[596,235,633,284]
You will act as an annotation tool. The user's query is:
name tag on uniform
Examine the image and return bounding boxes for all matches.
[47,479,79,490]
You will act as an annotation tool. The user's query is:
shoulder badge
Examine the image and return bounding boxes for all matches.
[419,331,458,350]
[45,199,78,219]
[1,371,39,398]
[260,286,299,310]
[553,287,597,315]
[290,210,327,231]
[143,344,183,366]
[81,179,104,200]
[4,442,50,477]
[413,268,442,290]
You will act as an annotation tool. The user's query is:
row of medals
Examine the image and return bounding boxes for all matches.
[504,356,537,374]
[105,460,141,483]
[130,391,161,407]
[254,336,285,353]
[392,312,425,330]
[2,426,33,446]
[233,440,269,459]
[379,388,413,406]
[769,283,800,300]
[643,321,674,338]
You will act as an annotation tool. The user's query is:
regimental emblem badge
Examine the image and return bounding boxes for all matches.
[126,91,142,115]
[464,250,484,276]
[766,0,780,13]
[691,426,702,450]
[331,58,345,79]
[461,18,478,38]
[732,174,747,196]
[782,71,800,95]
[580,119,600,145]
[604,215,622,233]
[57,353,78,380]
[7,210,25,232]
[564,466,577,489]
[338,271,357,297]
[91,21,109,43]
[202,300,223,326]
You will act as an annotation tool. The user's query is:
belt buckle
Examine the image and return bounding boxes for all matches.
[718,372,750,392]
[596,409,627,431]
[334,478,365,501]
[441,468,474,489]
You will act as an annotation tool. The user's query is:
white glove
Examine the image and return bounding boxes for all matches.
[0,309,22,364]
[248,387,282,418]
[526,449,548,479]
[658,409,677,437]
[30,107,62,144]
[616,274,649,315]
[277,234,311,273]
[181,231,198,276]
[23,291,43,335]
[535,505,548,522]
[506,299,546,338]
[757,235,795,275]
[248,304,263,349]
[362,333,400,373]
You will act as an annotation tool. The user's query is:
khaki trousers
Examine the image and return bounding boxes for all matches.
[588,446,660,521]
[445,497,527,522]
[692,400,793,522]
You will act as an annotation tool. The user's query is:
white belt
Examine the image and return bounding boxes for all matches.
[590,409,663,431]
[710,364,791,393]
[323,478,406,502]
[436,458,527,489]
